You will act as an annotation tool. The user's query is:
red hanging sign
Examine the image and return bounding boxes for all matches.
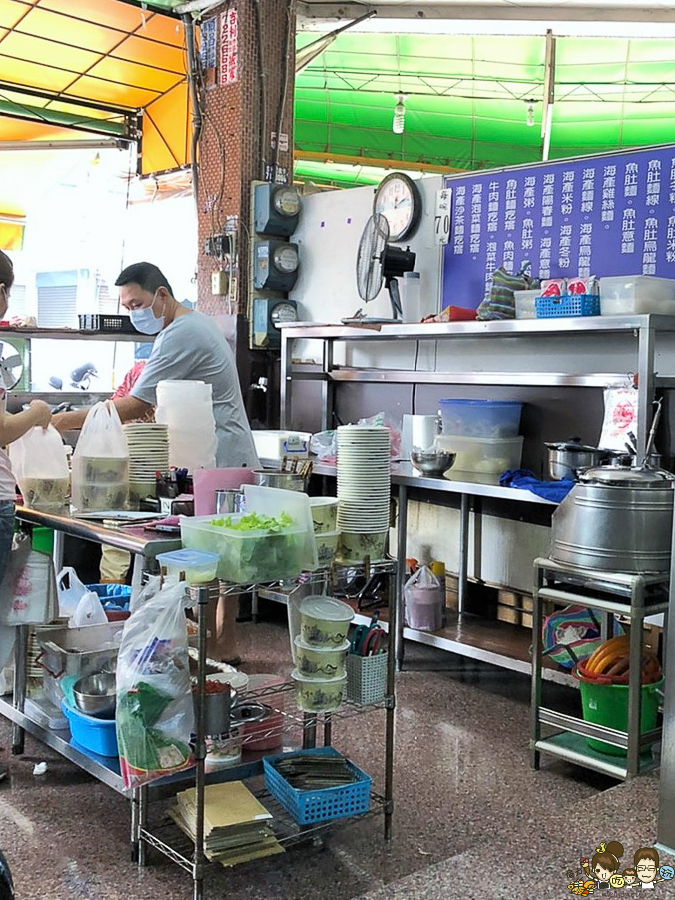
[219,7,238,85]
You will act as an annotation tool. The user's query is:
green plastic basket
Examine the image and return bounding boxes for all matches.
[578,677,663,756]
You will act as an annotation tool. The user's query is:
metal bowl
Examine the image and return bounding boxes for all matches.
[253,469,308,492]
[410,448,456,478]
[72,672,117,718]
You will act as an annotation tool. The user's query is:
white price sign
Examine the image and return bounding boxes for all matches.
[434,187,452,245]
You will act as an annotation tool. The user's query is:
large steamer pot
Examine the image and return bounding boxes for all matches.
[545,439,604,481]
[253,468,308,492]
[550,465,675,573]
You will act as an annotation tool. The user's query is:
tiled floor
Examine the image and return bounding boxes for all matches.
[0,607,670,900]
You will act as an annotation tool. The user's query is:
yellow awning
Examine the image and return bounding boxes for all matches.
[0,218,24,250]
[0,0,191,175]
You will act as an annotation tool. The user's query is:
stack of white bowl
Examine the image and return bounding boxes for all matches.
[336,425,391,563]
[123,423,170,506]
[155,380,217,472]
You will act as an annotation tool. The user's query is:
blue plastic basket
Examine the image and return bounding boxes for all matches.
[263,746,371,825]
[87,583,131,611]
[536,294,600,318]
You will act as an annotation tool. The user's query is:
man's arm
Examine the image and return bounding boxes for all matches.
[52,395,153,433]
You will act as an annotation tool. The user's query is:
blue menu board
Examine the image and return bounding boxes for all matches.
[442,144,675,309]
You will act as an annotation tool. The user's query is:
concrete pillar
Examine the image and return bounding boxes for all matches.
[195,0,296,319]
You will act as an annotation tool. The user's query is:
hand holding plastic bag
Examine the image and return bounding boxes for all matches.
[115,580,194,790]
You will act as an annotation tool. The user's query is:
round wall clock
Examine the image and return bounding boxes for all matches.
[373,172,422,242]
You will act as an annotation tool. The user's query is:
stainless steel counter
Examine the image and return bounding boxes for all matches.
[15,506,182,559]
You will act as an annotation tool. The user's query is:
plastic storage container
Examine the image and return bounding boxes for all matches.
[156,549,219,583]
[181,514,310,583]
[513,289,540,319]
[438,399,522,438]
[61,699,119,757]
[299,596,354,648]
[599,275,675,315]
[536,294,600,318]
[263,746,371,825]
[294,636,349,680]
[291,669,347,712]
[252,430,312,461]
[435,434,524,475]
[314,529,340,568]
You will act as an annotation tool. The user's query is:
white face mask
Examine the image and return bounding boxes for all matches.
[0,284,8,320]
[130,290,164,334]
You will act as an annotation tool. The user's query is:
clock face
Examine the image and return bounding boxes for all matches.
[273,244,299,273]
[373,172,422,242]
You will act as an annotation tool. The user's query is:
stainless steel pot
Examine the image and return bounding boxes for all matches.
[253,468,308,492]
[545,439,604,481]
[550,464,675,573]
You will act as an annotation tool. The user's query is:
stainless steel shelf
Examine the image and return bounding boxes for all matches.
[311,460,556,506]
[325,369,629,387]
[281,314,675,342]
[0,328,153,342]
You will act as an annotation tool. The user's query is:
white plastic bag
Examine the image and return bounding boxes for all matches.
[8,425,70,513]
[69,590,108,627]
[115,580,194,790]
[56,567,88,618]
[71,400,129,511]
[0,534,58,626]
[599,386,639,452]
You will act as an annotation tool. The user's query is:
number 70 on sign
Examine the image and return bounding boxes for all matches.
[434,188,452,245]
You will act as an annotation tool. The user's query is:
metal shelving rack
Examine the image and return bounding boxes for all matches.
[530,557,669,781]
[279,316,675,678]
[136,565,398,900]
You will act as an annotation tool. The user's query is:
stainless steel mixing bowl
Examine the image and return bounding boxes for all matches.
[410,448,456,477]
[72,672,117,718]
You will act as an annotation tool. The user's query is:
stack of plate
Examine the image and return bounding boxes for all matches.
[124,423,169,506]
[336,425,391,564]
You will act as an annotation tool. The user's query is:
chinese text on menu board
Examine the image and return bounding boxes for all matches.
[442,145,675,309]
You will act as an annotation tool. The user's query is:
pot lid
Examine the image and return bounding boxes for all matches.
[579,465,675,486]
[545,438,599,452]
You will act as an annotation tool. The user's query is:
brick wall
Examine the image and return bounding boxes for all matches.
[197,0,296,317]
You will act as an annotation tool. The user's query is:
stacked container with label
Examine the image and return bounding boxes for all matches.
[435,400,523,476]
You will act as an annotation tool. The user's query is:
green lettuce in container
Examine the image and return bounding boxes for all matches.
[209,511,305,583]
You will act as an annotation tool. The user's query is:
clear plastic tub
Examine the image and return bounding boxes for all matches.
[181,513,311,583]
[599,275,675,315]
[435,434,524,475]
[156,549,219,583]
[513,289,540,319]
[438,399,523,438]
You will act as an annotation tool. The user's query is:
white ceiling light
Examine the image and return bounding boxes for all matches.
[392,94,406,134]
[526,101,535,127]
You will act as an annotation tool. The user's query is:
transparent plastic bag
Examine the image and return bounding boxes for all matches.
[404,565,443,632]
[356,412,401,459]
[0,534,58,626]
[8,425,70,513]
[310,430,337,461]
[115,580,194,790]
[71,400,129,511]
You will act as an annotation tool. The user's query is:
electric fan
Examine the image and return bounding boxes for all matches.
[352,213,416,322]
[0,340,23,390]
